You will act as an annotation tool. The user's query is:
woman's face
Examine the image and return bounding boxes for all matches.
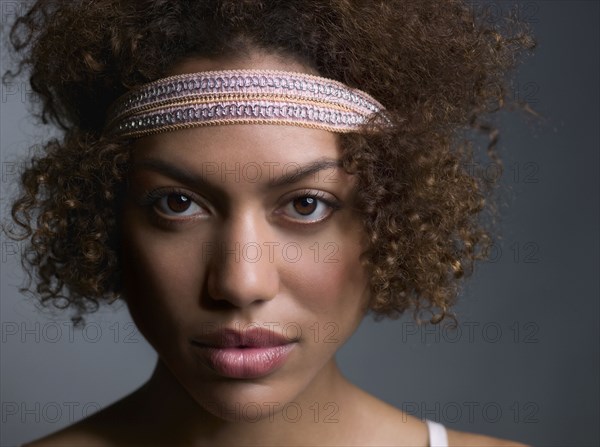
[121,52,370,419]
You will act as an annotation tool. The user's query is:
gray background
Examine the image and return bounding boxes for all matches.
[1,1,598,446]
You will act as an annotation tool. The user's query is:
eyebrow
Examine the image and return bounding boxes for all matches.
[131,157,342,192]
[267,159,341,188]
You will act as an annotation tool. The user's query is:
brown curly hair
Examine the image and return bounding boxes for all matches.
[3,0,533,325]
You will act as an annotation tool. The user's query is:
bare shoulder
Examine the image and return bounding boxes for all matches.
[447,428,529,447]
[341,382,528,447]
[22,421,111,447]
[24,433,107,447]
[23,390,144,447]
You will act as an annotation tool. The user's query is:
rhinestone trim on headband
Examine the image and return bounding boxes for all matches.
[105,70,389,138]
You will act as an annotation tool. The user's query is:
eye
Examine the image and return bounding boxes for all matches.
[156,193,203,216]
[292,197,319,215]
[279,191,341,223]
[143,188,208,219]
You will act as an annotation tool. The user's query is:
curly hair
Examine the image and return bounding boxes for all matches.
[3,0,533,325]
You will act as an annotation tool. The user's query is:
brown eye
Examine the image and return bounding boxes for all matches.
[293,197,318,215]
[153,192,206,218]
[166,194,192,213]
[279,192,339,224]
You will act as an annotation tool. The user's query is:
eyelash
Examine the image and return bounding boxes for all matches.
[137,187,342,227]
[138,187,208,227]
[278,189,342,225]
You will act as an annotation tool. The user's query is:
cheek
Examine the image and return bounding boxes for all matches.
[120,217,208,344]
[126,235,204,299]
[283,232,369,326]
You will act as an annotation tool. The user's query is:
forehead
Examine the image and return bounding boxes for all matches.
[131,124,341,170]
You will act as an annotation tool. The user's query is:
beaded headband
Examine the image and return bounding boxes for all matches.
[105,69,389,138]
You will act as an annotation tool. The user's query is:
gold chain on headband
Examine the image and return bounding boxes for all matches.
[105,70,390,138]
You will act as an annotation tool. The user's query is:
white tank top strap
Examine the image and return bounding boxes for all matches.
[425,419,449,447]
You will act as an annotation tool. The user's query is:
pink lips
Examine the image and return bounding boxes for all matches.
[190,327,297,379]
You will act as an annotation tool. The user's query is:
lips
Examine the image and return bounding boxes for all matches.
[190,327,297,379]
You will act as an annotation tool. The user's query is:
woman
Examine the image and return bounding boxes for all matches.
[4,0,533,445]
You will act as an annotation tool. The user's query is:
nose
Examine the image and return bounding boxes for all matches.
[206,211,279,307]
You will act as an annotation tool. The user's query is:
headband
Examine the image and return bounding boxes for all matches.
[105,69,389,138]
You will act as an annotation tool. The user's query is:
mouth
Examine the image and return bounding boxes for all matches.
[190,327,298,379]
